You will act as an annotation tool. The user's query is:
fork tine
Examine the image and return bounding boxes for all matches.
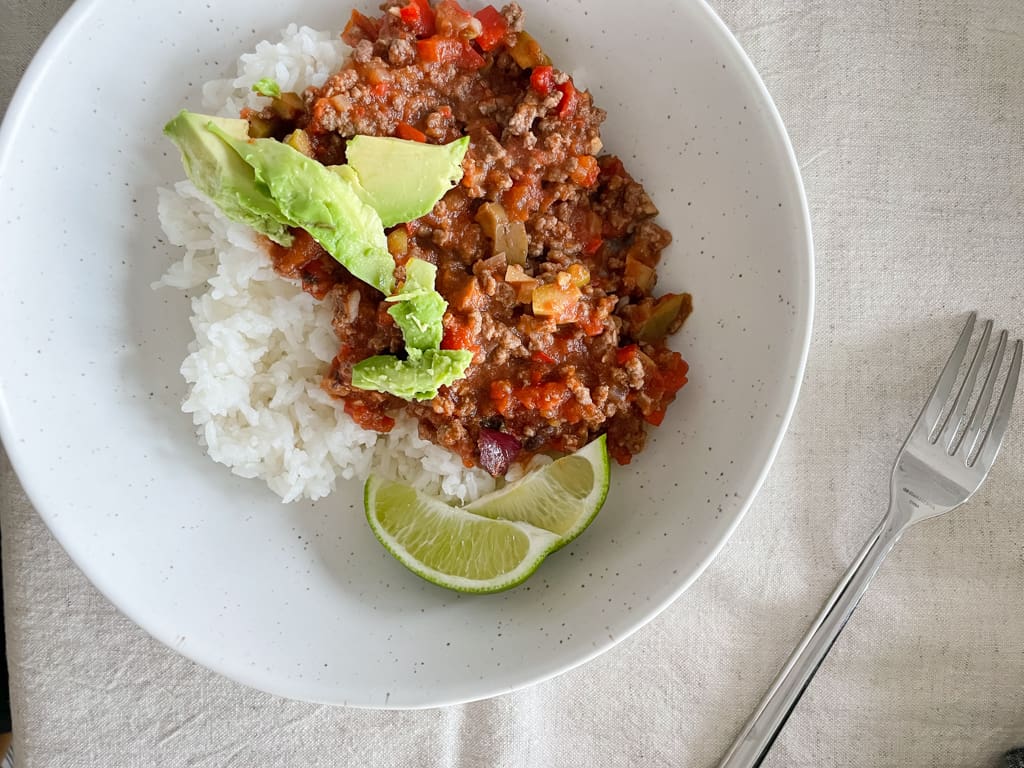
[959,329,1007,456]
[971,338,1022,469]
[939,318,992,450]
[914,312,976,436]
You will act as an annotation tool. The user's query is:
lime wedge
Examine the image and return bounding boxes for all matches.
[365,476,562,593]
[364,436,610,593]
[464,435,609,547]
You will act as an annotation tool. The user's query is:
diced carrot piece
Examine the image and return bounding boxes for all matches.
[570,155,599,187]
[396,122,428,142]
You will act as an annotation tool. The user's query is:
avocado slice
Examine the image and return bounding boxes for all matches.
[163,110,293,246]
[344,135,470,228]
[328,164,378,211]
[206,123,396,295]
[386,258,447,351]
[353,258,472,400]
[351,349,473,401]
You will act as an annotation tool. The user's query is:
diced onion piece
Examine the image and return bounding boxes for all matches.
[505,265,538,303]
[532,283,582,322]
[477,202,528,264]
[284,129,314,157]
[271,92,305,121]
[624,255,655,292]
[387,228,409,256]
[477,428,522,477]
[475,201,507,239]
[495,221,528,265]
[567,263,589,287]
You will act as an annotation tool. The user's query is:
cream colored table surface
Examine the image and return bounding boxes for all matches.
[2,1,1023,766]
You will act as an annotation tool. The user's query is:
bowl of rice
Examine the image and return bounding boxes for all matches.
[0,0,812,707]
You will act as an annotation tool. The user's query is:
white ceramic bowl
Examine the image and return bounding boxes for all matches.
[0,0,812,707]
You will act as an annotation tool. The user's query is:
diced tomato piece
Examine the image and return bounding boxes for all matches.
[298,259,337,300]
[343,400,395,433]
[399,0,436,38]
[490,379,515,417]
[474,5,508,51]
[342,10,381,46]
[583,236,603,255]
[643,408,667,427]
[459,39,486,68]
[578,307,605,336]
[441,318,482,357]
[600,155,626,178]
[370,82,390,99]
[435,0,477,38]
[556,79,578,118]
[513,382,571,419]
[616,344,638,365]
[608,442,633,466]
[396,122,428,142]
[530,65,554,95]
[654,353,690,393]
[531,349,556,364]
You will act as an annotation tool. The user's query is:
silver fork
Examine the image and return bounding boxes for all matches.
[718,313,1023,768]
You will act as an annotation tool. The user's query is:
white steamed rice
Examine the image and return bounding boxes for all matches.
[153,24,500,504]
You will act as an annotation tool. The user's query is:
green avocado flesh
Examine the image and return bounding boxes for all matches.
[345,135,470,228]
[162,111,293,246]
[164,110,474,399]
[204,122,396,295]
[352,349,474,401]
[352,258,471,400]
[386,258,447,351]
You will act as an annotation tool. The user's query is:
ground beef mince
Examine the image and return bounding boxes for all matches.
[259,0,691,474]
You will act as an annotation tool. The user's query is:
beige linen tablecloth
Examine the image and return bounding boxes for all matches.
[2,1,1023,766]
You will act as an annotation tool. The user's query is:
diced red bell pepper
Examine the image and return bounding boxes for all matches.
[459,40,486,68]
[396,122,428,142]
[530,65,554,95]
[417,36,485,69]
[399,0,436,38]
[583,236,604,255]
[441,318,482,357]
[644,408,667,427]
[474,5,508,51]
[556,79,578,118]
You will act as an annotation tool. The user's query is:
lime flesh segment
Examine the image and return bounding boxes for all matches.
[464,435,609,545]
[365,476,561,594]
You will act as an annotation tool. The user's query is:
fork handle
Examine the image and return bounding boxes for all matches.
[717,516,905,768]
